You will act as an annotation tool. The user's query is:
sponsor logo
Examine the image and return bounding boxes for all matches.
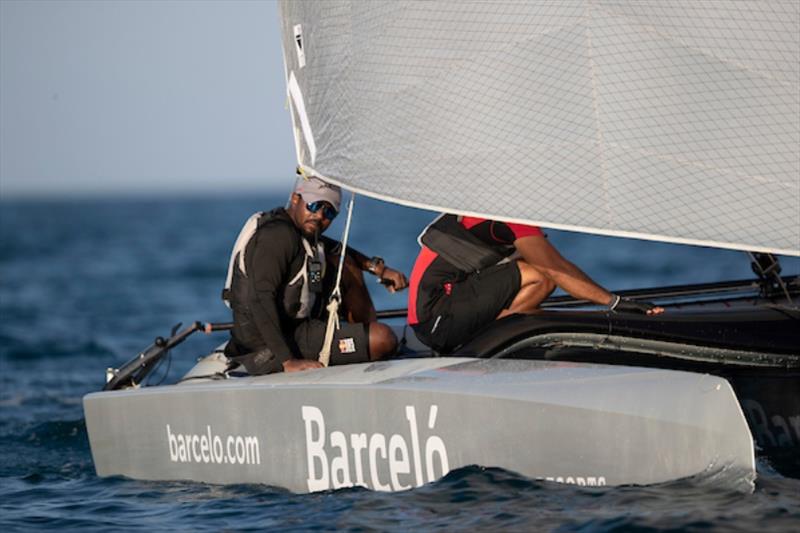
[293,24,306,68]
[302,405,449,492]
[166,424,261,465]
[542,476,607,486]
[338,337,356,354]
[742,399,800,447]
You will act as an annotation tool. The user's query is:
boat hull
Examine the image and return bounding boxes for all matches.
[84,358,754,492]
[455,302,800,475]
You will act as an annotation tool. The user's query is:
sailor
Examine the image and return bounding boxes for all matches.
[223,177,408,374]
[408,215,664,353]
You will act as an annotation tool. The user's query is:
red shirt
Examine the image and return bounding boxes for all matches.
[408,217,542,325]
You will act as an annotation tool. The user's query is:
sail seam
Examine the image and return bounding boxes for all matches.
[604,142,798,190]
[354,137,796,189]
[360,24,587,103]
[585,0,613,228]
[594,3,798,90]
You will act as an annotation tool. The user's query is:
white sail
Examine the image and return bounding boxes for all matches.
[278,1,799,255]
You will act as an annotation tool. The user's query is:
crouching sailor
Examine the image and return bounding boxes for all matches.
[408,215,664,353]
[223,176,408,373]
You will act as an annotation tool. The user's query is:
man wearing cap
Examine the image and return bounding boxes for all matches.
[223,177,408,374]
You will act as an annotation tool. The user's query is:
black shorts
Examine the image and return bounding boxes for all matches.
[413,261,520,353]
[292,319,371,366]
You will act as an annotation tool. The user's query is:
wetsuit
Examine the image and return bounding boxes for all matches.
[408,216,542,353]
[224,208,369,374]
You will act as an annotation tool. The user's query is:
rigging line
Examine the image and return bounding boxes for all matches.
[333,190,357,300]
[319,190,357,366]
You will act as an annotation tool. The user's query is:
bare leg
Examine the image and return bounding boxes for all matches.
[367,322,397,360]
[328,254,396,360]
[497,260,556,319]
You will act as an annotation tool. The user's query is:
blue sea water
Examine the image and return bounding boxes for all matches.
[1,194,798,532]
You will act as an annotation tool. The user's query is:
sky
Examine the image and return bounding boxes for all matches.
[0,0,295,197]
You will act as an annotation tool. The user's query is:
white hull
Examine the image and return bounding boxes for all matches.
[84,358,754,492]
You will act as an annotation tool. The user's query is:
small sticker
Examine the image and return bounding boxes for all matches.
[294,24,306,68]
[338,338,356,354]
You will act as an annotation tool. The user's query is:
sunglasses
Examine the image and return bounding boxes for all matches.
[304,200,338,221]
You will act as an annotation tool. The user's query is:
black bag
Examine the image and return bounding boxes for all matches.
[420,214,507,273]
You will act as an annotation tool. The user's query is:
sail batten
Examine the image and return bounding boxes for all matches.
[279,1,800,255]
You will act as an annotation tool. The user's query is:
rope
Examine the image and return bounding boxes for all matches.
[318,190,356,366]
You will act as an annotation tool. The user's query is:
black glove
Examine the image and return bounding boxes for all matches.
[609,294,658,314]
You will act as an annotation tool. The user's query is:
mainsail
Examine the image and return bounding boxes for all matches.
[278,1,799,255]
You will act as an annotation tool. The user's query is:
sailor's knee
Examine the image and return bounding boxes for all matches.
[517,260,551,288]
[367,322,397,361]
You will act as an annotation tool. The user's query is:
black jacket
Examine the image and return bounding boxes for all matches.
[225,208,331,367]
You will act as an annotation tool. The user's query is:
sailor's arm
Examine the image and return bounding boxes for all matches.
[321,237,408,292]
[514,235,613,305]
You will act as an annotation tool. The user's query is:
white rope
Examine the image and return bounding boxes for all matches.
[318,191,356,366]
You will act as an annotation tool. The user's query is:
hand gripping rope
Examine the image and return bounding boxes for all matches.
[318,190,356,366]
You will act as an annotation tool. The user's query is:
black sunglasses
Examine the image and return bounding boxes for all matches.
[304,199,338,221]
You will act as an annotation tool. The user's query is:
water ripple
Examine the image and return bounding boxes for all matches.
[1,196,798,531]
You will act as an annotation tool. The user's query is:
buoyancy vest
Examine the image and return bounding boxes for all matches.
[418,214,516,273]
[223,209,326,320]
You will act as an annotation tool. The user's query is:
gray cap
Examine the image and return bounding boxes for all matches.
[294,177,341,213]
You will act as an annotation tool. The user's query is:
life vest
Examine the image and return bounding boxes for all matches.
[418,214,516,273]
[222,209,325,320]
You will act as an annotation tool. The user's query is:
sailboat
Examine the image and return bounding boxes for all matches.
[83,1,799,491]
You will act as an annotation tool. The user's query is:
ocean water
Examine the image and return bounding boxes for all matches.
[1,194,798,532]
